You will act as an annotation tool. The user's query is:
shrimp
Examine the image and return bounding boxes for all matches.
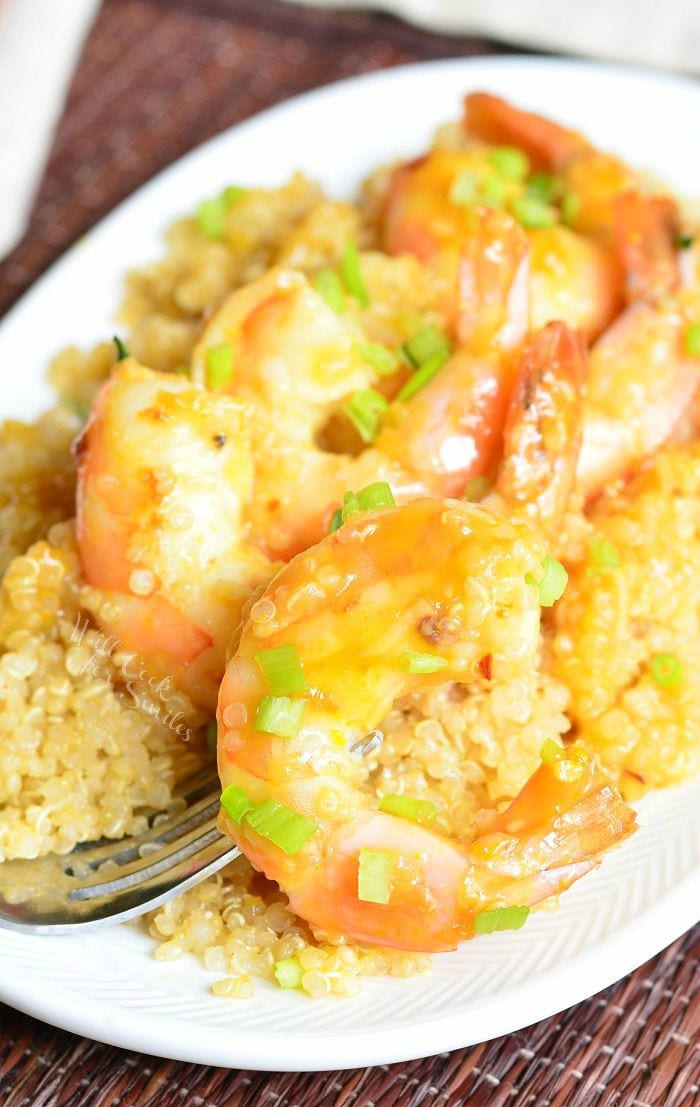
[464,92,636,238]
[75,359,273,709]
[191,214,528,558]
[577,192,699,496]
[382,147,622,340]
[217,498,636,951]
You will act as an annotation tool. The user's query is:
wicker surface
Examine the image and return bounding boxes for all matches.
[0,1,698,1103]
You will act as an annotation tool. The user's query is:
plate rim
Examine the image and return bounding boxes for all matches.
[1,52,699,1071]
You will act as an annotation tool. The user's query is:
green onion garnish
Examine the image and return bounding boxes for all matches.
[650,652,682,688]
[255,644,307,696]
[197,196,227,239]
[341,238,370,308]
[379,793,437,825]
[674,234,695,249]
[245,797,318,854]
[479,173,505,209]
[397,349,449,402]
[588,537,621,571]
[449,170,478,207]
[400,651,448,674]
[314,268,346,313]
[113,335,129,361]
[488,146,530,181]
[511,195,558,230]
[357,848,394,904]
[684,322,700,358]
[254,695,304,739]
[560,191,581,226]
[220,784,255,825]
[540,738,562,764]
[465,475,493,501]
[357,480,395,511]
[526,172,556,202]
[222,185,246,207]
[525,556,568,606]
[345,388,389,443]
[274,956,303,989]
[473,905,530,935]
[206,344,234,389]
[402,324,451,368]
[206,719,217,753]
[341,489,361,522]
[355,342,400,377]
[328,508,343,534]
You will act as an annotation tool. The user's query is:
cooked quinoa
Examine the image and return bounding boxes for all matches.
[0,168,697,999]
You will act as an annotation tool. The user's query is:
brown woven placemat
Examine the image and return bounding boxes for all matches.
[0,2,698,1103]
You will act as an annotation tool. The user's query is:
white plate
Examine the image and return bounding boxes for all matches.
[0,56,699,1072]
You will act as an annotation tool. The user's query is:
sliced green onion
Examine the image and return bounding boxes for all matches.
[560,191,581,226]
[245,797,317,854]
[113,335,129,361]
[402,324,451,368]
[357,847,394,904]
[473,905,530,935]
[479,173,505,209]
[400,651,448,674]
[254,695,304,739]
[222,185,247,207]
[674,233,695,249]
[255,644,307,696]
[511,195,558,229]
[379,793,437,825]
[449,169,478,207]
[220,784,255,825]
[488,146,530,181]
[197,195,227,239]
[525,556,568,606]
[588,537,621,571]
[526,172,556,202]
[465,475,493,501]
[540,738,562,764]
[206,344,233,389]
[341,238,370,308]
[355,342,400,377]
[684,322,700,358]
[650,652,682,688]
[345,388,389,443]
[341,489,361,522]
[397,349,449,402]
[206,719,218,753]
[274,956,303,989]
[328,507,343,534]
[356,480,395,511]
[314,268,346,313]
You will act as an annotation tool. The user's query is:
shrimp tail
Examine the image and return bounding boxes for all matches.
[457,207,530,351]
[464,92,589,171]
[613,190,681,304]
[492,320,587,534]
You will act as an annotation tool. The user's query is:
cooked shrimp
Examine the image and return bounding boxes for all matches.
[75,359,273,709]
[217,498,636,951]
[382,147,621,340]
[484,320,586,541]
[192,216,528,557]
[464,92,636,238]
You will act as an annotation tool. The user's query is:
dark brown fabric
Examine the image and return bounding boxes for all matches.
[0,1,698,1103]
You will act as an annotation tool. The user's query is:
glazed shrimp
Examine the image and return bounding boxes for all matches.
[217,498,636,951]
[75,360,273,708]
[577,193,700,496]
[192,214,528,557]
[382,147,621,340]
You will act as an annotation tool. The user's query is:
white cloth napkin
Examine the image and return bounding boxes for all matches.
[0,0,101,262]
[290,0,700,73]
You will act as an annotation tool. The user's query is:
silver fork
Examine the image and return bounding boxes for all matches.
[0,731,383,934]
[0,768,237,934]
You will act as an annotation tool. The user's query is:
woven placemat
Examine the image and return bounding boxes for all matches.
[0,2,698,1103]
